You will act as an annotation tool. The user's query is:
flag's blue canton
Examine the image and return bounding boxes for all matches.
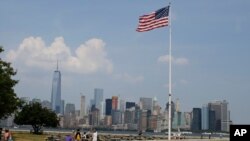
[155,6,169,19]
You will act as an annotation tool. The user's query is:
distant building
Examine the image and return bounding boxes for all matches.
[104,115,112,126]
[126,102,136,109]
[90,99,95,108]
[94,88,103,108]
[94,88,104,118]
[30,98,41,104]
[119,99,125,112]
[64,103,76,128]
[75,110,80,117]
[152,97,161,115]
[80,95,86,118]
[134,104,141,125]
[208,100,230,132]
[209,110,216,131]
[51,62,61,114]
[148,115,157,131]
[124,108,135,124]
[111,110,123,125]
[138,110,150,132]
[166,101,176,126]
[175,98,180,112]
[183,112,192,130]
[221,100,230,132]
[112,96,118,110]
[202,104,209,130]
[208,101,221,131]
[42,100,51,110]
[89,106,100,126]
[65,103,75,115]
[191,108,201,131]
[140,97,153,112]
[172,111,184,130]
[61,100,65,115]
[105,99,112,115]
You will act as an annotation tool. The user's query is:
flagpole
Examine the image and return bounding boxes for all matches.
[168,3,172,141]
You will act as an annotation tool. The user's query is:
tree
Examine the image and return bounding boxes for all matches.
[14,102,59,134]
[0,46,22,119]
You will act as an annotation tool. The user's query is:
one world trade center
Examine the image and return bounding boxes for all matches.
[51,62,61,114]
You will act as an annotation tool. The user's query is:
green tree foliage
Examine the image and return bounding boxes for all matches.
[0,46,22,119]
[14,102,59,134]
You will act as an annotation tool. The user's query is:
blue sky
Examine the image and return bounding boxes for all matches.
[0,0,250,124]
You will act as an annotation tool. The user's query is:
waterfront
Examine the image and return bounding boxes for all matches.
[12,132,229,141]
[9,127,229,141]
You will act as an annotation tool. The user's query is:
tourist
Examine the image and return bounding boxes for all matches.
[74,129,81,141]
[4,129,12,141]
[138,130,142,136]
[82,132,87,141]
[65,134,73,141]
[92,129,97,141]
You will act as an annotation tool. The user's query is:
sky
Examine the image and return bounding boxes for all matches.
[0,0,250,124]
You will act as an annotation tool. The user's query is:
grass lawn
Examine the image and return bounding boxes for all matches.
[12,133,49,141]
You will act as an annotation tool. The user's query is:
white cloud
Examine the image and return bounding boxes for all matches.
[158,55,189,65]
[113,73,144,84]
[6,36,113,74]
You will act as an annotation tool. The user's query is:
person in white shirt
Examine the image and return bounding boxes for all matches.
[92,129,97,141]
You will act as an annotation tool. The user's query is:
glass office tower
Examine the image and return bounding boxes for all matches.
[51,65,61,114]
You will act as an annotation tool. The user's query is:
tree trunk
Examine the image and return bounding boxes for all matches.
[32,125,42,134]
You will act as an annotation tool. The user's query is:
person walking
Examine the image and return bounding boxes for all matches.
[74,129,81,141]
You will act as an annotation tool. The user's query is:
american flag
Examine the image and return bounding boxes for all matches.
[136,6,169,32]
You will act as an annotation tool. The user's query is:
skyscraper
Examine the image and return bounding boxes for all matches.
[41,100,51,110]
[51,62,61,114]
[166,101,176,124]
[208,101,222,131]
[119,99,125,112]
[111,110,123,125]
[191,108,201,131]
[209,110,216,131]
[61,100,65,115]
[112,96,118,110]
[94,88,103,109]
[202,104,209,130]
[139,97,153,112]
[208,100,230,131]
[80,95,86,118]
[221,100,230,132]
[94,88,104,119]
[105,99,112,115]
[65,103,76,115]
[126,102,136,109]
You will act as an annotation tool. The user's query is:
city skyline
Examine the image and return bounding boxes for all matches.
[17,94,231,132]
[1,0,250,124]
[21,89,231,119]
